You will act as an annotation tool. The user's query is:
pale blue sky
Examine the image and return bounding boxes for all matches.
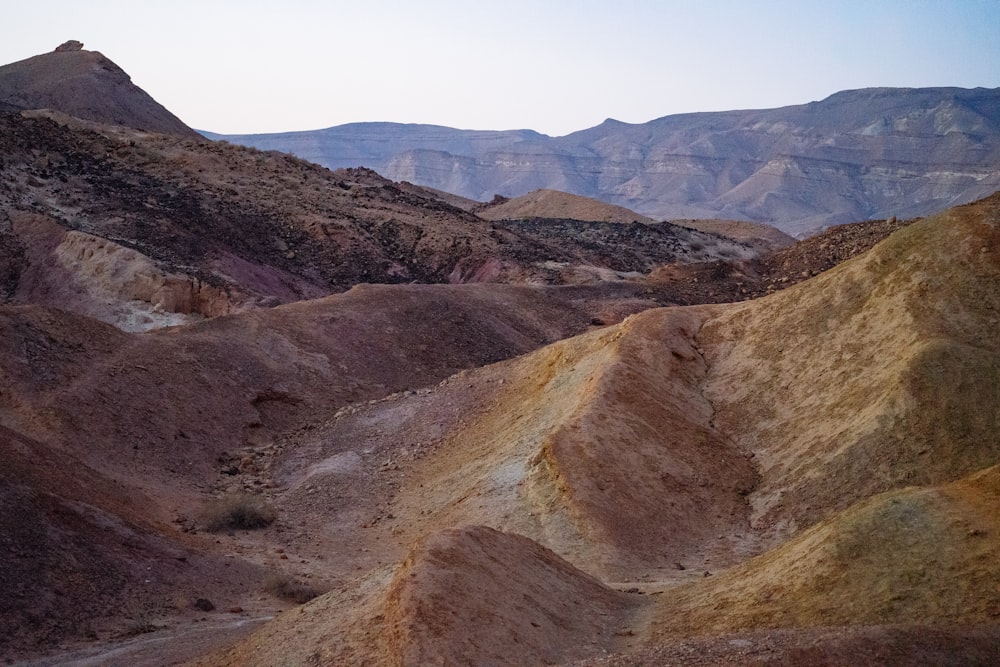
[3,1,999,136]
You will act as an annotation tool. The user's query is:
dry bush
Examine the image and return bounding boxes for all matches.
[200,492,276,532]
[264,572,324,604]
[122,600,159,637]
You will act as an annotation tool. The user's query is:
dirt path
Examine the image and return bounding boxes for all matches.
[15,616,272,667]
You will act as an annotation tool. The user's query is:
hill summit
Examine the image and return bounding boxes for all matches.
[0,41,198,138]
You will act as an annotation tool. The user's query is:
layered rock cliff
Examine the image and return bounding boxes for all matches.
[210,87,1000,235]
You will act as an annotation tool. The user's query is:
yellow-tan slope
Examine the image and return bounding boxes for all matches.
[646,464,1000,637]
[370,306,757,580]
[198,526,638,667]
[701,194,1000,540]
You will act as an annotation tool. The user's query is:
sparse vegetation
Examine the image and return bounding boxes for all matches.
[200,492,276,532]
[123,615,158,637]
[122,601,159,637]
[264,572,324,604]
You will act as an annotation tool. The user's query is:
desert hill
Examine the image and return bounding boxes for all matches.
[187,192,1000,666]
[2,42,1000,666]
[211,86,1000,235]
[672,218,796,252]
[202,526,639,667]
[646,465,1000,637]
[475,188,656,224]
[0,282,629,659]
[0,107,752,331]
[0,41,198,139]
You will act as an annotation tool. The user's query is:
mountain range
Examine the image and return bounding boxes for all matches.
[208,86,1000,236]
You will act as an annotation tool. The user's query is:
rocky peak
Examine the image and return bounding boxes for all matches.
[0,45,200,139]
[54,40,84,53]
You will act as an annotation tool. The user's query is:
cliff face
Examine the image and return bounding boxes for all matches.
[210,87,1000,235]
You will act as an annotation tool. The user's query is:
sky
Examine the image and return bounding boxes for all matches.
[3,0,1000,137]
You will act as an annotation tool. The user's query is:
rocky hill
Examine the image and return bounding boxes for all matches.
[209,86,1000,235]
[3,43,1000,667]
[0,109,753,331]
[474,189,656,224]
[192,193,1000,667]
[0,45,764,330]
[0,41,199,139]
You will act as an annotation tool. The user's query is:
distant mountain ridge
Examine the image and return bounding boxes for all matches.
[207,87,1000,235]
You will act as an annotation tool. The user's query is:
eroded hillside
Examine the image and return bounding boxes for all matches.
[7,193,998,665]
[193,194,1000,666]
[0,110,755,331]
[2,43,999,667]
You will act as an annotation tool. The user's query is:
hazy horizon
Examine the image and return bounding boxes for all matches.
[4,0,1000,137]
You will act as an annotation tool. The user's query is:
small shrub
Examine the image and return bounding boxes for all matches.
[264,572,324,604]
[200,492,276,532]
[123,616,158,637]
[122,601,159,637]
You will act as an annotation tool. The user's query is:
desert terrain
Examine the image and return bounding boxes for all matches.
[2,43,999,666]
[209,87,1000,235]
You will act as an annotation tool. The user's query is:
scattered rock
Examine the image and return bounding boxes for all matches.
[194,598,215,612]
[54,40,84,52]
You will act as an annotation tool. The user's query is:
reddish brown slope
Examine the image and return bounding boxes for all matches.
[0,111,762,330]
[375,307,758,578]
[1,283,608,492]
[385,527,635,666]
[200,194,1000,665]
[0,283,612,657]
[0,42,198,138]
[0,423,265,660]
[476,188,657,223]
[200,526,638,667]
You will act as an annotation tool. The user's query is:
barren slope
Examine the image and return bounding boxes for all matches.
[0,111,755,330]
[0,283,618,489]
[195,194,1000,665]
[576,625,1000,666]
[701,196,1000,539]
[7,193,993,664]
[646,464,1000,636]
[385,307,757,578]
[475,189,656,224]
[201,526,639,666]
[0,42,198,138]
[0,283,633,659]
